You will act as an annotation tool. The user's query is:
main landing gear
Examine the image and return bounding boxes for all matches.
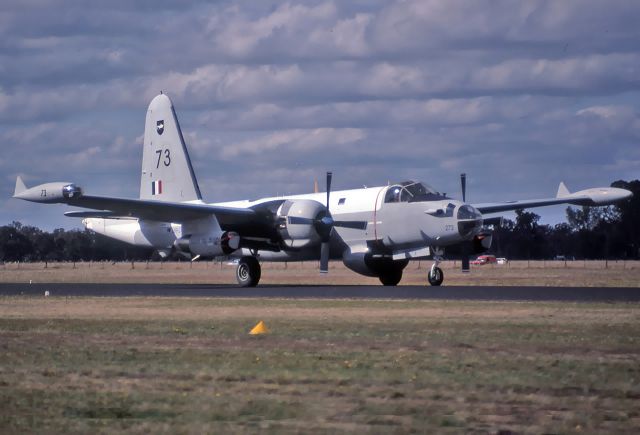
[236,256,261,287]
[428,250,444,286]
[379,267,403,286]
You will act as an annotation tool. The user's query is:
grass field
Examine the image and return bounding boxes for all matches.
[2,260,640,287]
[1,296,639,433]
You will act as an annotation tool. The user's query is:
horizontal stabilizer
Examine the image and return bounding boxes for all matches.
[14,176,27,197]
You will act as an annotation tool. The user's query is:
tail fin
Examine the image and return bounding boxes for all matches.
[556,182,570,198]
[14,176,27,197]
[140,94,202,202]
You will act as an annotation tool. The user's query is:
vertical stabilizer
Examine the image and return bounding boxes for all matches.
[14,176,27,197]
[140,94,202,202]
[556,182,570,198]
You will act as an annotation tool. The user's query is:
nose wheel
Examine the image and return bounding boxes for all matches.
[428,265,444,286]
[428,249,444,286]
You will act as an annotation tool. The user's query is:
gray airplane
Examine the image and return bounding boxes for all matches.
[13,94,633,287]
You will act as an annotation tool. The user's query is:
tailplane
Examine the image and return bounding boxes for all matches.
[140,94,202,202]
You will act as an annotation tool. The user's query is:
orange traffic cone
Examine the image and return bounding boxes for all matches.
[249,320,269,335]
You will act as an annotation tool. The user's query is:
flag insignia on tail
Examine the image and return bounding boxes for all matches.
[151,180,163,195]
[156,120,164,135]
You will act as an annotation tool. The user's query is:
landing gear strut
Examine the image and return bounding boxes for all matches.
[428,250,444,286]
[236,256,261,287]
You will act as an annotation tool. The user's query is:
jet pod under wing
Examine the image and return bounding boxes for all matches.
[473,182,632,215]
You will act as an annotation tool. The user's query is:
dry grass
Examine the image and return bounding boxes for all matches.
[1,260,640,287]
[1,296,640,433]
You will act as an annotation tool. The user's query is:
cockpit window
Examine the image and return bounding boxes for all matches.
[385,186,403,203]
[384,181,446,203]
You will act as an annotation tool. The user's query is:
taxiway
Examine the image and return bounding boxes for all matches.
[1,283,639,301]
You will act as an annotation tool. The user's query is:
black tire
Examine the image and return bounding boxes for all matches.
[236,256,261,287]
[379,268,403,286]
[427,266,444,286]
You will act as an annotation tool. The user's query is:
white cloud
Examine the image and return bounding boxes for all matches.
[220,128,366,159]
[2,0,640,228]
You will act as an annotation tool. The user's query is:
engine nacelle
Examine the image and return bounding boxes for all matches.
[277,199,326,249]
[174,231,240,257]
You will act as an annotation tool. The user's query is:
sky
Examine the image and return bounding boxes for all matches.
[2,0,639,230]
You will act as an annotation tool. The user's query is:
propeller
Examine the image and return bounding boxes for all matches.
[321,172,367,273]
[460,173,470,273]
[286,172,368,272]
[461,172,467,203]
[319,172,334,273]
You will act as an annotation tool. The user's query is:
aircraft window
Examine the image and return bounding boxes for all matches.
[384,186,403,203]
[338,198,346,205]
[385,181,444,203]
[457,205,481,220]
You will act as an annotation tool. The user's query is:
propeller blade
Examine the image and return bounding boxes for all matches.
[326,171,332,210]
[333,220,368,230]
[461,173,466,203]
[461,242,470,272]
[320,242,330,273]
[461,255,470,272]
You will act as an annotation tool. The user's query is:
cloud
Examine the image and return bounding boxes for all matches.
[1,1,640,230]
[220,128,366,159]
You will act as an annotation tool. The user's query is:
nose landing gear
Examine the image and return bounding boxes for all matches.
[428,248,444,286]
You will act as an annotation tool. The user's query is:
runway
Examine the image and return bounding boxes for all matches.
[0,283,639,301]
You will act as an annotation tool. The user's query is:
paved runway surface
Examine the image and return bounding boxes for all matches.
[0,283,639,301]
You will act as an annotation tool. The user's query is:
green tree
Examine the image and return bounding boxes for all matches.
[0,222,33,261]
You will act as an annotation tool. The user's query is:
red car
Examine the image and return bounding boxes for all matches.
[471,255,497,265]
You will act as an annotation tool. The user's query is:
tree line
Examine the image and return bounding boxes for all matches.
[1,180,638,262]
[490,180,639,260]
[0,222,153,262]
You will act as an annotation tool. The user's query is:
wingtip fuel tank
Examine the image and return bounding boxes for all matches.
[13,177,82,203]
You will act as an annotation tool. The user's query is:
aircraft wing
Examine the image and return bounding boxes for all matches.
[473,182,632,215]
[12,177,265,226]
[64,194,257,223]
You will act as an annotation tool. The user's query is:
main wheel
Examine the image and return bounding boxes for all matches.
[379,268,403,286]
[236,256,261,287]
[427,266,444,286]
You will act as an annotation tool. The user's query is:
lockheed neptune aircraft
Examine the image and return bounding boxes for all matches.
[13,94,632,287]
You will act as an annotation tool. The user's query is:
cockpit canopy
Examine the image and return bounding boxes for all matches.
[384,181,448,203]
